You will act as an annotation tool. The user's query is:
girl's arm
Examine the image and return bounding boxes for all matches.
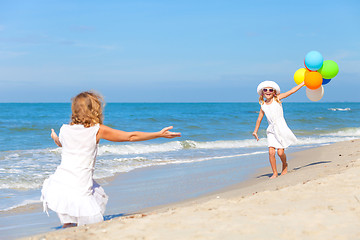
[278,82,305,100]
[253,108,264,141]
[51,129,62,147]
[97,125,181,142]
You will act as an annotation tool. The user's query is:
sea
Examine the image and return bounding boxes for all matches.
[1,102,359,238]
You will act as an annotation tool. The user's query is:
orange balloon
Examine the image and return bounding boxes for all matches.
[304,71,323,90]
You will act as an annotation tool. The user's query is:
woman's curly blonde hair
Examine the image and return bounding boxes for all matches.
[70,91,105,128]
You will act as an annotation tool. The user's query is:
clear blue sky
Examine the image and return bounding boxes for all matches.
[0,0,359,102]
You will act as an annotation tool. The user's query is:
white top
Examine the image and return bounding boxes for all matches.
[57,124,100,195]
[261,100,297,148]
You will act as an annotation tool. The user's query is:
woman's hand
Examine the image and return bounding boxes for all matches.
[159,126,181,138]
[252,132,259,141]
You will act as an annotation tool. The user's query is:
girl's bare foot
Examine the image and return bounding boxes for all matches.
[270,174,278,179]
[62,223,77,228]
[281,163,288,176]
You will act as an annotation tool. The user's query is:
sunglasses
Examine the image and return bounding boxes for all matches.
[263,88,274,93]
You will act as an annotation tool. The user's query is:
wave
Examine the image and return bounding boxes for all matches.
[328,108,351,111]
[97,139,271,156]
[0,181,42,190]
[97,130,360,156]
[319,127,360,137]
[2,127,360,191]
[294,127,360,145]
[0,199,41,212]
[296,136,357,145]
[98,141,183,155]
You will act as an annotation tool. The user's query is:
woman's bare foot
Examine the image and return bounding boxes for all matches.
[62,223,77,228]
[270,174,278,179]
[281,163,288,176]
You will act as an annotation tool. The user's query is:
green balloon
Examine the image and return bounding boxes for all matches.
[318,60,339,79]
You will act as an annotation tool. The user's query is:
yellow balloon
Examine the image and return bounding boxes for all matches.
[294,68,308,85]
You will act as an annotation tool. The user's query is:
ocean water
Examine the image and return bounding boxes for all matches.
[1,102,360,214]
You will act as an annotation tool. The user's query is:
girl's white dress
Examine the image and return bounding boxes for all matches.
[41,124,108,226]
[261,100,297,149]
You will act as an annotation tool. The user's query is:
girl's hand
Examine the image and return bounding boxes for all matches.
[159,126,181,138]
[51,129,58,140]
[51,129,62,147]
[252,132,259,141]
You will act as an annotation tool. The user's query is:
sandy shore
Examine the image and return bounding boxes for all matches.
[22,140,360,240]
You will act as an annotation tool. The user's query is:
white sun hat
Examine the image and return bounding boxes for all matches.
[257,81,281,95]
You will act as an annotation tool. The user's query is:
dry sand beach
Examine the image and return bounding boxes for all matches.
[22,139,360,240]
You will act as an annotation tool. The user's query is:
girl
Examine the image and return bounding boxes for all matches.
[41,91,181,228]
[253,81,305,179]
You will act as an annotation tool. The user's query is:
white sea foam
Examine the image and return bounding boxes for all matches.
[320,127,360,137]
[295,136,358,146]
[97,139,269,156]
[294,127,360,146]
[328,107,351,111]
[0,181,41,190]
[98,141,183,155]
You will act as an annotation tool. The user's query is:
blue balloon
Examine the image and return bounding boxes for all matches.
[305,51,323,71]
[322,78,331,85]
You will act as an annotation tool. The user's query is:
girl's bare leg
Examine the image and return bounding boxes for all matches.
[277,148,288,175]
[268,147,278,179]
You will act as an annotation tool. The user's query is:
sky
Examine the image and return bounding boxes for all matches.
[0,0,359,102]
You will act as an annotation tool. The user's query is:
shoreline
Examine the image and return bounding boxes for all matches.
[3,142,268,239]
[22,139,360,239]
[138,140,355,214]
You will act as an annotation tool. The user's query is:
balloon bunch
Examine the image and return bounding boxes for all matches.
[293,51,339,101]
